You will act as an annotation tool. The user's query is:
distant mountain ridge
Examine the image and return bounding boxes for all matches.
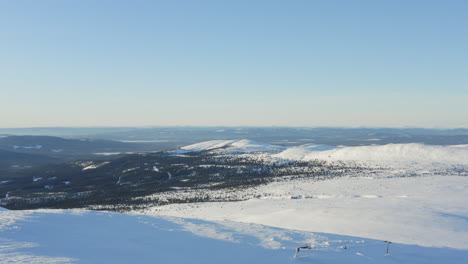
[0,149,60,169]
[0,135,141,154]
[179,139,468,165]
[4,127,468,146]
[0,135,175,171]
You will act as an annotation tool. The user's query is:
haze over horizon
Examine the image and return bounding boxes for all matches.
[1,0,467,128]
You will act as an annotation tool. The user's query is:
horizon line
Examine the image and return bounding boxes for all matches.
[1,125,468,130]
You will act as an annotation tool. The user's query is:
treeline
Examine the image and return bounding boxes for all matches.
[0,150,397,211]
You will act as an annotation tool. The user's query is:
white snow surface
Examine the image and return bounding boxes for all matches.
[13,145,42,150]
[81,162,110,171]
[1,206,467,263]
[178,139,285,154]
[145,175,468,250]
[180,140,468,167]
[180,139,238,151]
[93,152,122,156]
[272,144,339,160]
[273,143,468,165]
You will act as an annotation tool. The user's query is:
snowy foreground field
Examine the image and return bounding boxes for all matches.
[145,175,468,250]
[1,175,468,263]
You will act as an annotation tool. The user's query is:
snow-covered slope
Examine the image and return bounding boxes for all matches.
[146,175,468,250]
[226,139,285,153]
[180,139,238,151]
[273,143,468,165]
[272,144,339,160]
[1,208,467,263]
[178,139,285,154]
[180,140,468,166]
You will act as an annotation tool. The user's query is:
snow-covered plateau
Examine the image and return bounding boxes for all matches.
[143,175,468,250]
[1,140,468,263]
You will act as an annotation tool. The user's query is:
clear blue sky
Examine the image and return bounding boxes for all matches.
[1,0,467,128]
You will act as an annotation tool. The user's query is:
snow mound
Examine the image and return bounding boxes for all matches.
[273,143,468,165]
[302,143,468,164]
[272,144,339,160]
[180,139,285,153]
[180,140,237,151]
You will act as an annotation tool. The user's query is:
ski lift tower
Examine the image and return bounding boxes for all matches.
[384,240,392,256]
